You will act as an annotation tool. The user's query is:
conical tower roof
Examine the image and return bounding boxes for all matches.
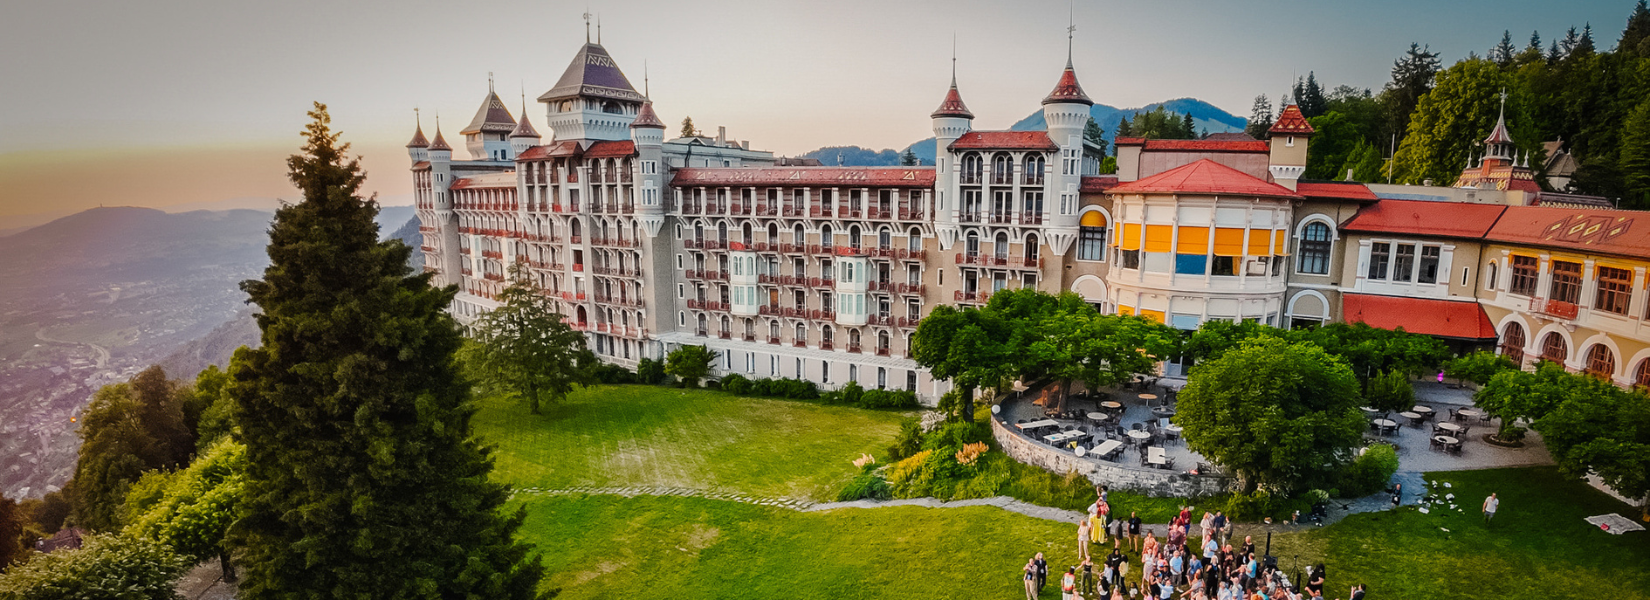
[1268,105,1315,136]
[1041,60,1093,106]
[931,75,974,119]
[428,125,451,151]
[407,122,429,148]
[511,111,540,138]
[461,90,517,136]
[537,43,645,103]
[631,100,666,129]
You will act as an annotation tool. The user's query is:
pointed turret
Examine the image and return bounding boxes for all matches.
[407,114,429,164]
[1041,59,1093,106]
[539,42,646,142]
[428,124,452,153]
[1267,105,1313,189]
[930,75,974,119]
[461,86,517,160]
[510,96,542,157]
[631,100,666,129]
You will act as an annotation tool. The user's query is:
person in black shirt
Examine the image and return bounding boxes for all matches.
[1128,512,1143,552]
[1350,583,1367,600]
[1080,556,1096,597]
[1033,552,1048,593]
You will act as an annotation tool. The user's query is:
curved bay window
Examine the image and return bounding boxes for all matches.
[1077,211,1107,261]
[1297,222,1332,275]
[1585,344,1616,379]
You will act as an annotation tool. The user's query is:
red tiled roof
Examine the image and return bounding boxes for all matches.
[631,101,666,128]
[1203,132,1257,142]
[931,83,974,119]
[671,167,936,188]
[1342,294,1497,340]
[1340,199,1506,238]
[1107,159,1301,199]
[1296,181,1378,201]
[516,145,552,160]
[1113,137,1146,146]
[1486,204,1650,260]
[948,131,1058,151]
[586,140,637,158]
[1042,65,1093,106]
[1268,105,1314,136]
[1080,175,1118,193]
[1142,139,1269,153]
[411,160,430,170]
[449,177,515,190]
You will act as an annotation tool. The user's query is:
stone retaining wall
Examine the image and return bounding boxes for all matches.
[991,416,1230,498]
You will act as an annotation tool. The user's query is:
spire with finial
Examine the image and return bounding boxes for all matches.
[931,37,974,119]
[1042,14,1092,107]
[597,14,602,44]
[407,107,429,148]
[511,86,540,139]
[583,10,592,43]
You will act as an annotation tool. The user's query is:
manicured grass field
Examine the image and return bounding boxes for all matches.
[473,385,905,500]
[476,385,1650,600]
[1254,467,1650,600]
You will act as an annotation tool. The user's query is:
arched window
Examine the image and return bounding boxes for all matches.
[878,330,891,353]
[1078,211,1107,261]
[965,232,980,258]
[697,313,707,334]
[849,328,861,349]
[907,227,922,252]
[1025,233,1040,266]
[693,222,704,243]
[768,223,779,244]
[717,222,728,246]
[821,225,834,250]
[742,222,753,246]
[849,225,862,251]
[992,153,1014,185]
[1540,332,1568,365]
[720,316,731,335]
[1298,222,1332,275]
[879,228,892,250]
[793,224,806,245]
[994,232,1009,260]
[1636,359,1650,389]
[769,320,780,340]
[1500,322,1526,365]
[822,325,834,345]
[1485,261,1498,291]
[1585,344,1616,379]
[961,153,983,184]
[1022,155,1045,185]
[796,322,808,344]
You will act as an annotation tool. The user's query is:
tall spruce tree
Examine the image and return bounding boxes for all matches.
[1382,43,1441,143]
[1624,0,1650,57]
[1245,94,1273,139]
[230,103,543,599]
[1492,30,1516,66]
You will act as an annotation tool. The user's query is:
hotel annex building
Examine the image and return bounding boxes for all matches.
[410,37,1650,402]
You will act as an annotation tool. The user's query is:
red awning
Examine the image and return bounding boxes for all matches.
[1340,294,1497,340]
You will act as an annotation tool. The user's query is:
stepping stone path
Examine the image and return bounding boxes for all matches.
[509,486,1087,522]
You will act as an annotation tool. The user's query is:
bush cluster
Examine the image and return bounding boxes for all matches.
[717,374,819,399]
[635,358,667,385]
[1335,443,1400,498]
[589,363,639,384]
[819,381,919,410]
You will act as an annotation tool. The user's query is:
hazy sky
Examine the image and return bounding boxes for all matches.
[0,0,1634,226]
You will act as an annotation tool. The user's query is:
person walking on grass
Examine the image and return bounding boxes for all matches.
[1063,566,1078,600]
[1079,518,1093,561]
[1110,510,1127,549]
[1128,512,1143,552]
[1081,556,1097,598]
[1024,558,1039,600]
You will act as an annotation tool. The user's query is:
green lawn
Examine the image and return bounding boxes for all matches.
[515,494,1078,600]
[1252,467,1650,600]
[477,385,1650,600]
[474,385,905,500]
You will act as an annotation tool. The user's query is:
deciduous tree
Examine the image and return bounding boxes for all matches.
[1442,350,1518,387]
[665,344,717,388]
[0,492,22,572]
[124,439,245,581]
[0,534,190,599]
[230,103,543,599]
[1176,337,1365,494]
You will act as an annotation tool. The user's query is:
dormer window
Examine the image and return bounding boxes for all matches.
[1286,136,1295,147]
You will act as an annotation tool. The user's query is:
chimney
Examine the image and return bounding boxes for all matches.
[741,140,750,150]
[717,126,726,146]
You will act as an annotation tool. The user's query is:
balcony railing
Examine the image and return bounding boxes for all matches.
[954,290,991,303]
[1021,212,1044,225]
[1531,297,1579,320]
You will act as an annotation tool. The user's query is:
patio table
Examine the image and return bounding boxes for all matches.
[1398,411,1424,426]
[1017,419,1059,431]
[1092,439,1124,459]
[1371,419,1398,435]
[1087,412,1109,422]
[1411,405,1434,419]
[1146,446,1168,467]
[1126,430,1152,442]
[1435,422,1462,433]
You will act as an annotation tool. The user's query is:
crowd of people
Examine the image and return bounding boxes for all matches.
[1022,486,1368,600]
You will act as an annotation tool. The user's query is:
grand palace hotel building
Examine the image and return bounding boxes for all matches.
[411,37,1650,402]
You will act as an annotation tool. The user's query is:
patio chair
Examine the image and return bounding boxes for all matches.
[1459,425,1471,437]
[1131,422,1144,431]
[1429,437,1444,451]
[1164,457,1175,471]
[1480,412,1492,423]
[1447,441,1463,455]
[1447,408,1459,422]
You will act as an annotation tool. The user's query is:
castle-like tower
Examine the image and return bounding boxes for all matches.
[1039,53,1094,257]
[929,70,973,251]
[537,42,647,142]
